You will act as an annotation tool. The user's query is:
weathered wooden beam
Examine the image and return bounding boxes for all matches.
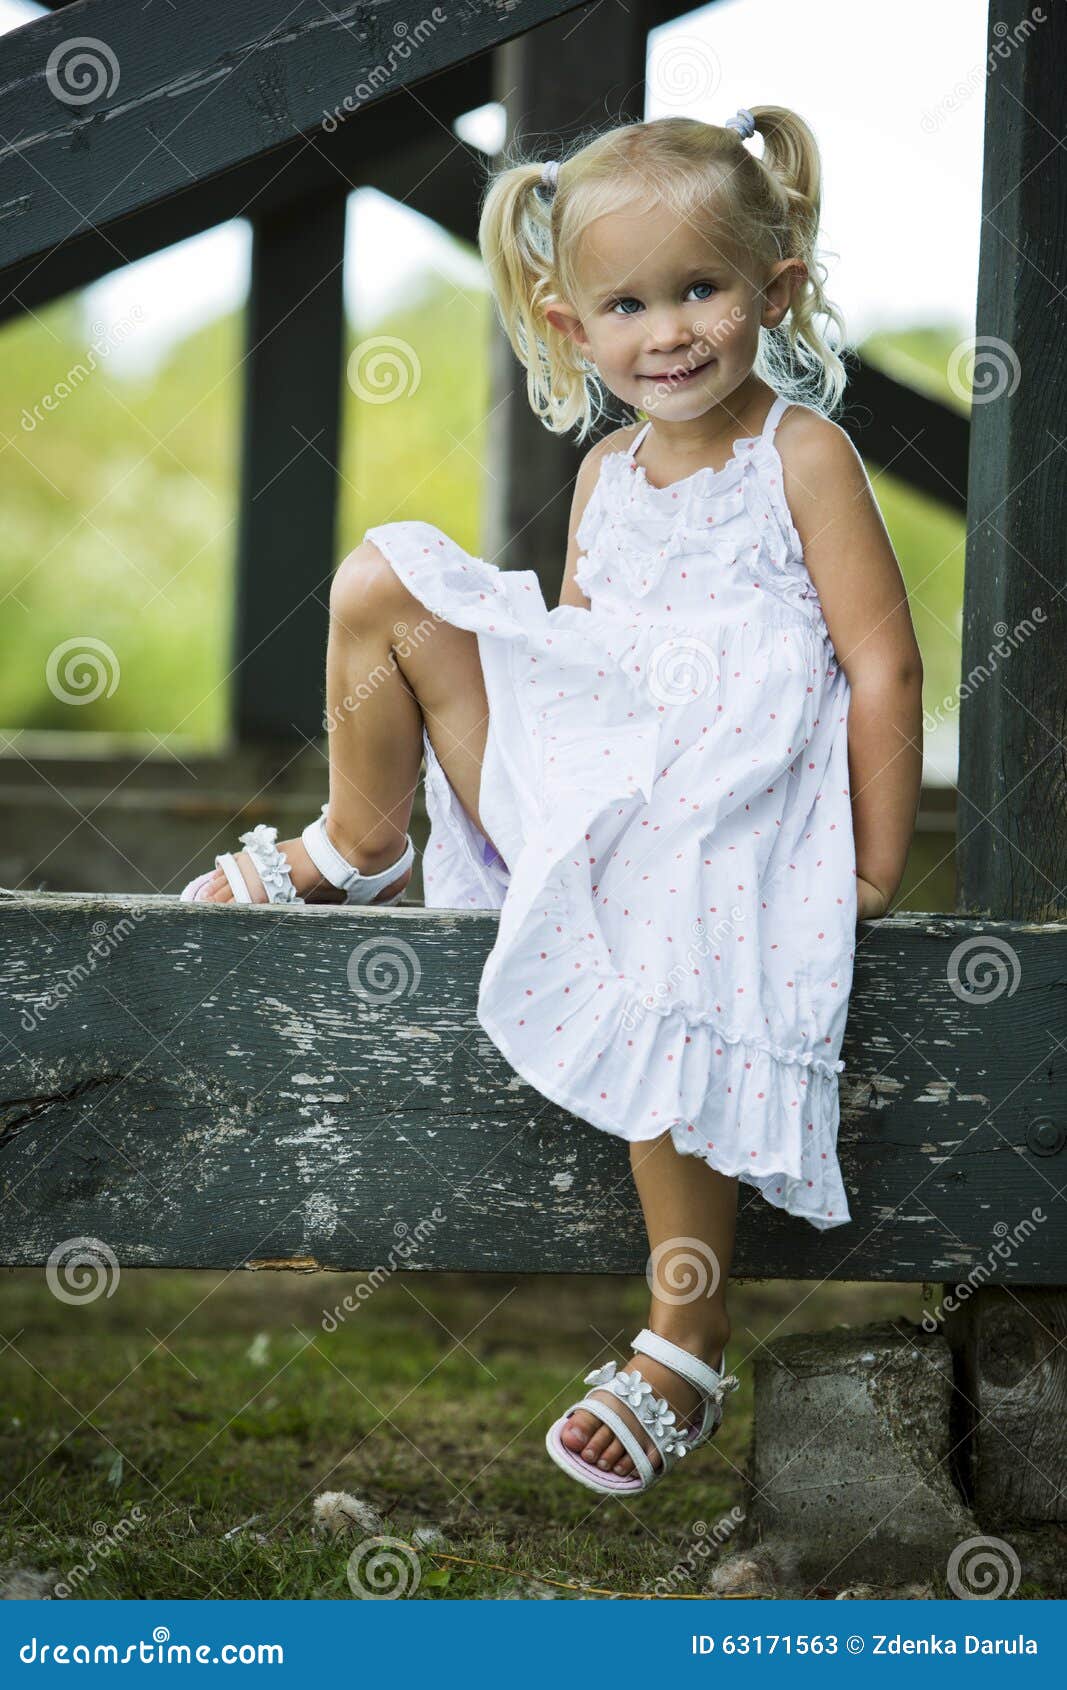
[0,64,491,321]
[2,896,1064,1280]
[232,187,346,744]
[956,0,1067,920]
[0,0,695,286]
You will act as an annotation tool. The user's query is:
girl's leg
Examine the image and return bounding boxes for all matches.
[560,1136,739,1477]
[197,541,502,902]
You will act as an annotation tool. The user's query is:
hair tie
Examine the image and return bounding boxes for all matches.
[540,159,560,192]
[724,108,756,140]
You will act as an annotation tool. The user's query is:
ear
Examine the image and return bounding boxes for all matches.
[762,258,807,329]
[545,299,590,353]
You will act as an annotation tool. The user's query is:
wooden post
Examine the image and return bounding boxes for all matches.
[946,0,1067,1531]
[233,188,347,744]
[484,6,652,599]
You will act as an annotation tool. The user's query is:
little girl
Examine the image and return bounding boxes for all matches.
[183,105,923,1497]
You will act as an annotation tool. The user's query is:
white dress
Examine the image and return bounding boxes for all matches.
[364,393,856,1229]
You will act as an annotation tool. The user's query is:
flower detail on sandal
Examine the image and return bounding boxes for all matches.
[639,1394,678,1440]
[583,1360,619,1390]
[613,1370,654,1412]
[238,824,298,904]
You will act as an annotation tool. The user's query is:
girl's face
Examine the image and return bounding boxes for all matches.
[546,200,800,421]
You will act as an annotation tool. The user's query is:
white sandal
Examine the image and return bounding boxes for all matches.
[180,803,415,907]
[545,1328,740,1495]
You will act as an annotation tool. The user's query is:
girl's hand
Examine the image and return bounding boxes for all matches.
[856,874,889,921]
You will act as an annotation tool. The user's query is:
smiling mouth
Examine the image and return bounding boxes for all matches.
[644,357,715,384]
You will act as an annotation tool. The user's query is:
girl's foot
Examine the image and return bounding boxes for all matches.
[560,1326,730,1478]
[193,829,412,906]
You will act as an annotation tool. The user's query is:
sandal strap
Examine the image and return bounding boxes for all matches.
[237,824,299,905]
[573,1394,658,1487]
[215,851,254,904]
[301,805,414,901]
[630,1327,738,1403]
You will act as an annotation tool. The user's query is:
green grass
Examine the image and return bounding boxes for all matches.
[1,1269,934,1600]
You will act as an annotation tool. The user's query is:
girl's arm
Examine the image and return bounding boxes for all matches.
[780,414,924,917]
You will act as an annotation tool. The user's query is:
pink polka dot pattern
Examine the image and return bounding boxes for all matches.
[362,393,857,1231]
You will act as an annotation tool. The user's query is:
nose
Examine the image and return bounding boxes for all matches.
[644,309,693,353]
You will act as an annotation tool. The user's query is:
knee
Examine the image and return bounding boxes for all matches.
[330,539,404,630]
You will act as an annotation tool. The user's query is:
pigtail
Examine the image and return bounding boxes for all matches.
[477,155,602,439]
[746,106,848,414]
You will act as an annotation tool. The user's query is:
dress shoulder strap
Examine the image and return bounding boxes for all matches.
[760,393,792,443]
[626,419,654,461]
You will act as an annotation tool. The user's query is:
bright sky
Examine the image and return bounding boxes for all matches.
[1,0,988,377]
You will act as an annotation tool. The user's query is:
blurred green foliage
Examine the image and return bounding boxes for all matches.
[0,287,966,756]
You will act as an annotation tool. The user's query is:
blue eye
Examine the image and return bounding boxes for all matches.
[609,282,717,315]
[610,298,642,315]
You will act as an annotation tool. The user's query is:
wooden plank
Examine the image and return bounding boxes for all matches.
[233,187,346,743]
[957,0,1067,919]
[0,65,491,321]
[2,896,1064,1280]
[0,0,694,282]
[839,357,967,513]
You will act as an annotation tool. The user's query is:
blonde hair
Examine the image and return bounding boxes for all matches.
[477,108,847,443]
